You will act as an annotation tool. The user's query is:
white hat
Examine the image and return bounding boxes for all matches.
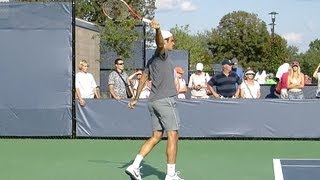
[161,30,173,39]
[196,63,203,71]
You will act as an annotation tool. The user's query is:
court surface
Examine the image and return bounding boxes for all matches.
[273,159,320,180]
[0,139,319,180]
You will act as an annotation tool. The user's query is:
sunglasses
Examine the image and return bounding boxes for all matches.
[117,63,124,65]
[246,73,255,75]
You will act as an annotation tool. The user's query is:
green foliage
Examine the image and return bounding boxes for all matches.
[170,25,212,71]
[75,0,155,59]
[300,39,320,76]
[207,11,289,73]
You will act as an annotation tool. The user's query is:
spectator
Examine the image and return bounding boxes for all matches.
[207,59,242,98]
[188,63,210,99]
[108,57,133,100]
[175,66,187,99]
[129,69,151,99]
[240,68,260,98]
[75,60,100,106]
[254,69,267,84]
[279,68,290,99]
[276,62,290,81]
[287,61,304,99]
[265,73,277,84]
[304,75,312,85]
[231,57,244,80]
[312,63,320,98]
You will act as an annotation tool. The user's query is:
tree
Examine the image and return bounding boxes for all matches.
[300,39,320,76]
[170,25,212,71]
[207,11,288,73]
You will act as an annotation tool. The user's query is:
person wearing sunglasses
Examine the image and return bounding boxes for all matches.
[240,68,261,98]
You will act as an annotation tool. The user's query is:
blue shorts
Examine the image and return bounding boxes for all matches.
[147,97,181,131]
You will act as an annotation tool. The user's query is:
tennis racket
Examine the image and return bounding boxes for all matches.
[102,0,151,23]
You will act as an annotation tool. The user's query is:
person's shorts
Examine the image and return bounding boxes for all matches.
[148,97,181,131]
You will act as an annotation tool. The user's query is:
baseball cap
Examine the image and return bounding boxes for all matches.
[221,59,234,66]
[196,63,204,71]
[175,66,184,74]
[161,30,173,39]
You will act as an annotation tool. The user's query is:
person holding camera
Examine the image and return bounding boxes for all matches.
[188,63,210,99]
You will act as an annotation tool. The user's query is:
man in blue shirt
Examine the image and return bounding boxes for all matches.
[207,59,242,98]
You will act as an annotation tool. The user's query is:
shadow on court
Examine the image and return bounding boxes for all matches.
[88,160,166,179]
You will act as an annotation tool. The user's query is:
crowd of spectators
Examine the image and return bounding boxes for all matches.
[76,57,320,105]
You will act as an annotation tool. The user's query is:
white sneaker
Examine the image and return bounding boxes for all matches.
[125,164,142,180]
[165,171,184,180]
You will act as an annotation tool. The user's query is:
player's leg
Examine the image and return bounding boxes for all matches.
[155,97,184,180]
[125,102,164,180]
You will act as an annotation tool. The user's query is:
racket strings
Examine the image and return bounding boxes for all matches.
[102,0,130,21]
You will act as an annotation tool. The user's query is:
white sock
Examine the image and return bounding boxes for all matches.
[132,154,143,168]
[167,164,176,176]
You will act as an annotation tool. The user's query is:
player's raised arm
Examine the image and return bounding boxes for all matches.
[150,20,165,53]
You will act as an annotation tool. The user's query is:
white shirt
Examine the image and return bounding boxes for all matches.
[188,72,210,98]
[240,80,260,98]
[76,72,97,98]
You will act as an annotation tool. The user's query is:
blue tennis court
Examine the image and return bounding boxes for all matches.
[273,159,320,180]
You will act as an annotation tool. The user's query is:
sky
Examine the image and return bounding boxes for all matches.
[154,0,320,53]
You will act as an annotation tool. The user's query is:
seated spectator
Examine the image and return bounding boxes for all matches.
[287,60,304,99]
[129,69,151,99]
[75,60,100,106]
[304,74,312,85]
[175,66,187,99]
[312,63,320,98]
[188,63,210,99]
[207,59,242,98]
[265,73,277,85]
[240,68,260,98]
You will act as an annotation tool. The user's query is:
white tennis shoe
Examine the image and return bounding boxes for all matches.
[165,171,184,180]
[125,164,142,180]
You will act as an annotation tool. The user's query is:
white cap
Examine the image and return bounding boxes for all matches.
[196,63,203,71]
[161,30,173,39]
[245,70,255,75]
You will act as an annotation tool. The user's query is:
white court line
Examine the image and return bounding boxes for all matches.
[273,159,284,180]
[282,165,320,168]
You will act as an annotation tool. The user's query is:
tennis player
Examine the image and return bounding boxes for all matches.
[126,19,183,180]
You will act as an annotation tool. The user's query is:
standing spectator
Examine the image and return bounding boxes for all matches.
[287,61,304,99]
[175,66,187,99]
[188,63,210,99]
[108,57,132,100]
[276,62,290,81]
[126,20,184,180]
[240,68,260,98]
[279,69,290,99]
[231,57,244,79]
[129,69,151,99]
[207,59,242,98]
[75,60,100,106]
[312,63,320,98]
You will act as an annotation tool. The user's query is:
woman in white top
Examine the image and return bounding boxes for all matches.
[312,63,320,98]
[129,69,151,99]
[188,63,210,99]
[287,61,304,99]
[240,69,261,98]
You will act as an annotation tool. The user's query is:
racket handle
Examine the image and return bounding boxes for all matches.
[142,17,151,24]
